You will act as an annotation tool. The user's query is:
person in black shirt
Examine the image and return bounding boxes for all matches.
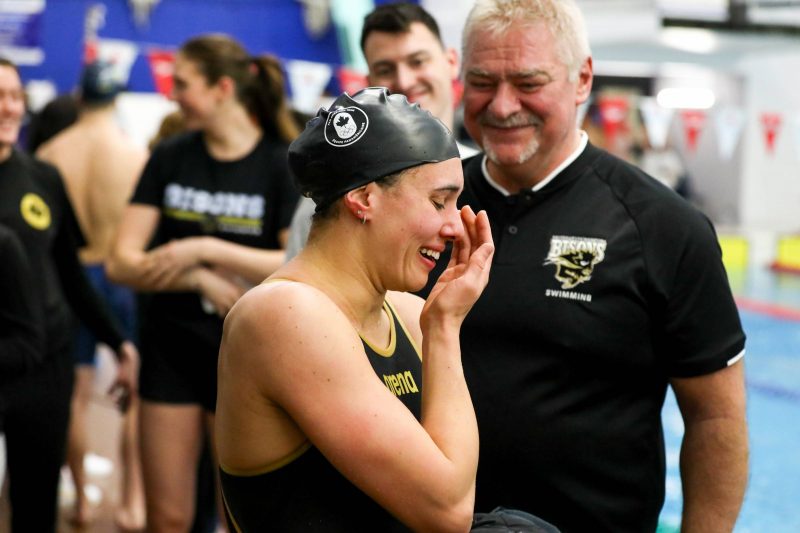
[0,224,42,493]
[0,57,138,533]
[441,1,749,531]
[106,34,300,532]
[216,87,494,532]
[0,223,44,494]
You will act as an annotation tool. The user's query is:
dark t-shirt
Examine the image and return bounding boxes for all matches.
[0,224,43,382]
[450,144,744,532]
[131,131,299,342]
[0,150,123,361]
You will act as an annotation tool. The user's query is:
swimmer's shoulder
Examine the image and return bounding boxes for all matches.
[225,278,350,340]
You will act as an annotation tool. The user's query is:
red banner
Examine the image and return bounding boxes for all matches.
[760,112,782,154]
[337,67,368,96]
[597,94,629,147]
[83,39,98,64]
[680,110,706,153]
[147,49,175,97]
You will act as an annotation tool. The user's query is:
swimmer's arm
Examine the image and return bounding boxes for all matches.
[671,361,748,532]
[224,286,475,533]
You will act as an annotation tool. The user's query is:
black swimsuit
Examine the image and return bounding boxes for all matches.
[220,299,420,532]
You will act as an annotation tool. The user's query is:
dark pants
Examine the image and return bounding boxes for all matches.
[3,350,73,533]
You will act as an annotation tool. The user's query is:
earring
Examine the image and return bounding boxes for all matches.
[357,209,366,224]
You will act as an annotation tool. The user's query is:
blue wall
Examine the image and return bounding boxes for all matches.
[18,0,410,95]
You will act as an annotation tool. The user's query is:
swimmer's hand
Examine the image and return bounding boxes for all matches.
[421,206,494,330]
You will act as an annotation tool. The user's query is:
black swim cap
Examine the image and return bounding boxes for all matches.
[288,87,459,211]
[80,60,124,104]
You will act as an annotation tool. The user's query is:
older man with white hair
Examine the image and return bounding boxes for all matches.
[450,1,748,531]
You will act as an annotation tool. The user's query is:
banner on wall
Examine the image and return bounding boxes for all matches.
[147,49,175,97]
[597,94,629,149]
[639,96,674,150]
[679,110,706,153]
[91,38,138,83]
[713,106,745,161]
[760,112,782,155]
[0,0,45,65]
[337,66,368,97]
[286,59,333,115]
[128,0,161,28]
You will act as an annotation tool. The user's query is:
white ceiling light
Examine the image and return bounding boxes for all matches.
[656,87,716,109]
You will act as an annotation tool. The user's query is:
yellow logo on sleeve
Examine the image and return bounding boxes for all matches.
[20,193,51,230]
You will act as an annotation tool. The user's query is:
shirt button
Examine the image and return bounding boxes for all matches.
[508,225,518,235]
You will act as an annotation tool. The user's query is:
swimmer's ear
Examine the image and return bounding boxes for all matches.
[343,186,371,222]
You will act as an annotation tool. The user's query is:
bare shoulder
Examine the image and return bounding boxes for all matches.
[222,281,358,363]
[386,290,424,344]
[35,125,79,162]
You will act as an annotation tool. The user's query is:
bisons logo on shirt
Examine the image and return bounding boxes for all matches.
[20,193,51,230]
[544,235,607,290]
[324,107,369,147]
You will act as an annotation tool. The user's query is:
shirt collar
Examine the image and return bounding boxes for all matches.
[480,130,589,196]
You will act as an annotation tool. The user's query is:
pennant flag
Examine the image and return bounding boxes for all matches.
[147,49,175,97]
[639,96,674,150]
[713,106,745,161]
[793,113,800,162]
[286,59,333,115]
[337,66,368,96]
[760,112,782,155]
[597,94,628,148]
[94,38,139,85]
[83,39,98,64]
[679,110,706,153]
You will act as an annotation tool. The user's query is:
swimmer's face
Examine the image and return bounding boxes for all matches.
[171,54,223,130]
[0,64,25,160]
[372,157,463,292]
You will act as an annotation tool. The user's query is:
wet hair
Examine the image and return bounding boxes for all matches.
[179,34,300,143]
[360,2,444,51]
[288,87,459,215]
[463,0,591,82]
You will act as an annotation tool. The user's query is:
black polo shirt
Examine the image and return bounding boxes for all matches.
[456,143,745,532]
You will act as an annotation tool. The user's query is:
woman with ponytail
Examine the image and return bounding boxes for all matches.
[107,33,300,532]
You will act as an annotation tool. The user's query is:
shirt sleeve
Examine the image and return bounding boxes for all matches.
[647,206,746,377]
[0,225,45,383]
[47,169,126,353]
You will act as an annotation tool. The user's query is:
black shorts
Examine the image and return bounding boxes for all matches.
[138,319,221,412]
